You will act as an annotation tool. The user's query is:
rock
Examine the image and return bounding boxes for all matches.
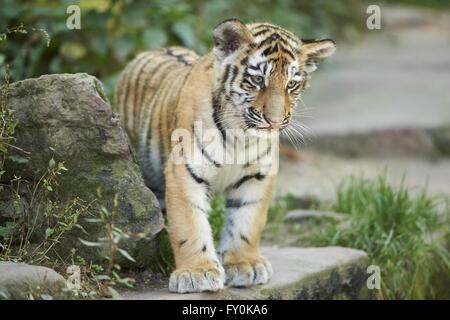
[284,209,346,223]
[1,73,164,267]
[123,246,372,300]
[0,262,66,299]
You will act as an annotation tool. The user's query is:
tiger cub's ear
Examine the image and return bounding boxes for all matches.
[213,19,254,61]
[301,39,336,73]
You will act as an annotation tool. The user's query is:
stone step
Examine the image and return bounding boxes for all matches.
[284,209,347,223]
[123,246,370,300]
[299,126,450,159]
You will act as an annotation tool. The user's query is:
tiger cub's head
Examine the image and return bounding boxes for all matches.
[212,19,335,131]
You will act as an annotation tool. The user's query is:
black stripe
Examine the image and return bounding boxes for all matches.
[158,89,166,170]
[193,124,221,168]
[165,48,191,66]
[152,66,178,174]
[280,46,296,60]
[222,64,231,84]
[138,59,172,110]
[262,45,278,57]
[185,163,209,186]
[240,234,250,245]
[144,64,179,183]
[262,62,269,74]
[253,28,270,37]
[257,33,289,49]
[191,202,208,214]
[242,78,256,89]
[133,55,154,116]
[244,144,272,168]
[229,65,239,86]
[232,172,266,189]
[252,24,299,44]
[226,198,259,208]
[212,95,227,147]
[179,240,187,247]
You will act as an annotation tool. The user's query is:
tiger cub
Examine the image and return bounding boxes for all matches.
[115,19,335,293]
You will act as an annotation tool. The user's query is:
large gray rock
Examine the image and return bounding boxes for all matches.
[0,262,66,299]
[123,246,372,300]
[1,73,164,267]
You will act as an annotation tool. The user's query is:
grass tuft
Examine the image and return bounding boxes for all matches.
[312,174,449,299]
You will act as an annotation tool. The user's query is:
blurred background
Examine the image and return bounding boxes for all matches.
[1,0,449,172]
[1,1,449,199]
[0,0,364,94]
[1,0,449,299]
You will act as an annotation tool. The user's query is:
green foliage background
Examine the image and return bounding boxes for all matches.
[0,0,364,96]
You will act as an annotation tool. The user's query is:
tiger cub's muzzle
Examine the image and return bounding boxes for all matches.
[244,107,291,130]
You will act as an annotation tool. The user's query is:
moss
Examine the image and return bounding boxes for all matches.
[94,78,109,104]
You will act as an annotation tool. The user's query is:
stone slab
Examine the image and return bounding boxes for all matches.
[123,246,369,300]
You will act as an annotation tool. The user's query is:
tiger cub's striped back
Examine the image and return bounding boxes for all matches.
[115,47,198,199]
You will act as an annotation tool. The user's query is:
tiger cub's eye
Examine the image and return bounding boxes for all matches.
[287,80,298,89]
[251,75,264,85]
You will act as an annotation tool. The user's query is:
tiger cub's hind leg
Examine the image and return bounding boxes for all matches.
[165,159,224,293]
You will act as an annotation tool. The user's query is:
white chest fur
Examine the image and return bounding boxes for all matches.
[189,129,276,195]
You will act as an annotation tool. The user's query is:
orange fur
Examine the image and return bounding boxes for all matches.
[115,20,335,293]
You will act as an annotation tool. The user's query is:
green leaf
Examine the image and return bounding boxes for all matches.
[0,221,16,237]
[79,238,103,247]
[117,248,136,263]
[84,218,103,223]
[48,158,55,168]
[45,227,54,239]
[7,155,29,164]
[116,277,135,288]
[107,286,122,300]
[95,275,111,281]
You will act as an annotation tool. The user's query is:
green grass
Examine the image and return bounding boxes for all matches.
[311,175,450,299]
[379,0,450,9]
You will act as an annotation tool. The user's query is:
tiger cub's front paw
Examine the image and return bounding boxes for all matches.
[223,256,273,287]
[168,265,225,293]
